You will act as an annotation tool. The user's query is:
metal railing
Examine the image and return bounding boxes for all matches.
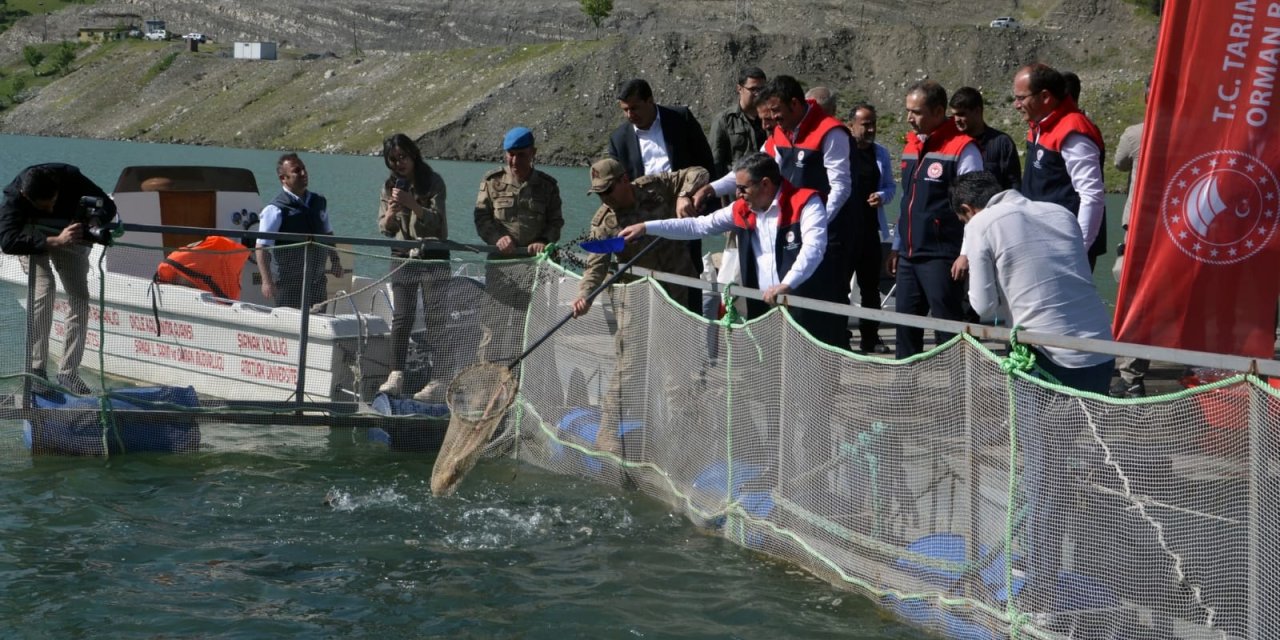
[11,223,1278,423]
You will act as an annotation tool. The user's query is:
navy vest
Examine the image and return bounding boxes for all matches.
[767,101,856,253]
[269,190,330,278]
[898,119,971,259]
[1022,102,1108,257]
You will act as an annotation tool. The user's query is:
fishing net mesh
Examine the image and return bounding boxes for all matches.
[0,245,1278,639]
[431,362,517,496]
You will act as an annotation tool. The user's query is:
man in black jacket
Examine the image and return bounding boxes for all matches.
[608,78,714,180]
[0,163,117,394]
[608,78,714,311]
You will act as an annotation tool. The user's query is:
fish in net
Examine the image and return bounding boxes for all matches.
[430,362,518,496]
[430,237,660,497]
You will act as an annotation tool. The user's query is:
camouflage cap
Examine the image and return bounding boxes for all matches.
[587,157,626,194]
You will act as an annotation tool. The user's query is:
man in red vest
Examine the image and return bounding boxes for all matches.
[620,152,828,319]
[1013,63,1107,271]
[890,80,983,358]
[693,75,853,349]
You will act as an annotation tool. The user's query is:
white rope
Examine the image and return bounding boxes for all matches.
[1081,397,1217,628]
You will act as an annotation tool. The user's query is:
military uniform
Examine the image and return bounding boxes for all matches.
[579,167,708,307]
[582,166,708,455]
[472,165,563,363]
[473,167,563,250]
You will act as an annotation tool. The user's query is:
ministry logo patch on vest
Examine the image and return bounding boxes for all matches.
[1034,149,1045,170]
[926,162,943,180]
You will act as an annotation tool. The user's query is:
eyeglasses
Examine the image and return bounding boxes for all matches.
[734,181,757,194]
[1012,91,1038,104]
[740,84,763,94]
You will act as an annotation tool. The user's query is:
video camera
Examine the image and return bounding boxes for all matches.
[76,196,113,246]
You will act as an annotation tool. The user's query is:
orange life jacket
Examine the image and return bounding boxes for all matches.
[154,235,250,300]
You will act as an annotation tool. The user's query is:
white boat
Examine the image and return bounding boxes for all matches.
[0,166,393,402]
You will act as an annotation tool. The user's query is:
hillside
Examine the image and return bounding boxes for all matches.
[0,0,1158,184]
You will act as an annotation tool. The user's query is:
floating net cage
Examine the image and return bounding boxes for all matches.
[1,236,1279,640]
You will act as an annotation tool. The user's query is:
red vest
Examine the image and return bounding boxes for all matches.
[764,100,848,198]
[730,182,821,292]
[1022,97,1107,255]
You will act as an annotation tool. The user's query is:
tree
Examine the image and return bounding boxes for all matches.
[22,45,43,70]
[580,0,612,39]
[6,75,26,104]
[49,41,76,76]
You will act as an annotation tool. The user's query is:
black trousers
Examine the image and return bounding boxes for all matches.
[850,220,885,350]
[893,255,964,358]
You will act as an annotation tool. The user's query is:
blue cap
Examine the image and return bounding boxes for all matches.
[503,126,535,151]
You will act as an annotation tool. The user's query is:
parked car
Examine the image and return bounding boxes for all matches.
[990,17,1020,28]
[144,31,167,41]
[183,33,207,43]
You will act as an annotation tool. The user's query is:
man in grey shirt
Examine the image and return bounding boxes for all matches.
[954,172,1113,382]
[952,171,1114,615]
[1110,75,1150,398]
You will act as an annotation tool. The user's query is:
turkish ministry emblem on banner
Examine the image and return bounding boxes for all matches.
[1163,150,1278,265]
[1114,0,1280,357]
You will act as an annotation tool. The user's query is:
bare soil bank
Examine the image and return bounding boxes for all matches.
[0,0,1157,178]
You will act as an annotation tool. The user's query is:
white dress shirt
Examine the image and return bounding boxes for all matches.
[1058,132,1106,250]
[965,190,1113,368]
[646,191,828,290]
[635,110,673,176]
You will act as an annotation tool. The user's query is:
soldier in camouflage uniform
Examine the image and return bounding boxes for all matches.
[473,127,564,257]
[473,127,564,362]
[572,158,707,317]
[572,157,708,453]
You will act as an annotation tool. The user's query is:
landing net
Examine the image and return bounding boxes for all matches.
[1,241,1278,640]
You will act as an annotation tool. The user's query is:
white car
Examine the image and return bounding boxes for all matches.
[990,17,1020,28]
[183,33,207,43]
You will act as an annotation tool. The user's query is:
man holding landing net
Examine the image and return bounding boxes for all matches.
[572,157,709,452]
[620,152,830,320]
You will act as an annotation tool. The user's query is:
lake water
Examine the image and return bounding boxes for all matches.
[0,135,926,638]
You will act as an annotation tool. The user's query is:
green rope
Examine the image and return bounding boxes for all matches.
[723,315,738,545]
[94,249,123,456]
[1000,325,1037,374]
[718,284,743,326]
[715,285,765,364]
[999,325,1029,635]
[109,217,126,242]
[537,242,558,260]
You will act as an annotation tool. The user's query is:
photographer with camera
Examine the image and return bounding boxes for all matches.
[0,163,117,395]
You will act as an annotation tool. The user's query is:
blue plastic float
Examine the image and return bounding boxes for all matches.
[24,386,201,455]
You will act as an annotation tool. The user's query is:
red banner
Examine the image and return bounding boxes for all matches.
[1114,0,1280,357]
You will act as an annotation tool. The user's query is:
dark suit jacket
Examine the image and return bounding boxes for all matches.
[608,105,715,180]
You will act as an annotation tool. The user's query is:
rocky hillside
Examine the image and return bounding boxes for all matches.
[0,0,1158,179]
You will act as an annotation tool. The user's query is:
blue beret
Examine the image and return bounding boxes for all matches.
[503,126,535,151]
